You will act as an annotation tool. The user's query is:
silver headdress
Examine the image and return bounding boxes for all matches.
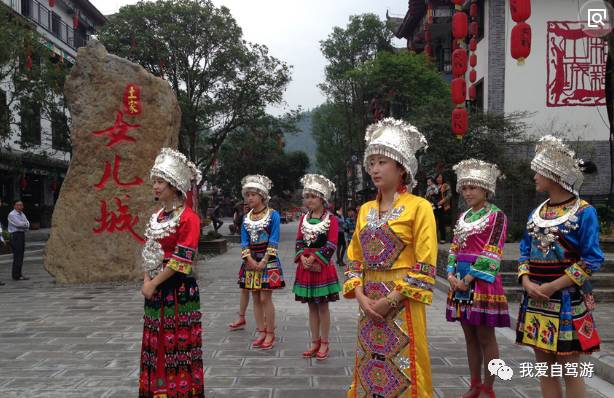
[531,135,583,195]
[150,148,202,196]
[300,174,336,202]
[453,159,503,195]
[363,118,428,188]
[241,174,273,202]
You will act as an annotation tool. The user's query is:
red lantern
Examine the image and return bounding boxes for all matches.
[511,22,532,63]
[452,0,464,8]
[452,49,468,77]
[470,2,478,18]
[424,44,433,57]
[73,10,79,29]
[510,0,531,23]
[452,108,468,138]
[20,176,28,191]
[471,21,479,36]
[451,78,467,104]
[469,85,477,100]
[469,37,477,51]
[48,0,56,7]
[425,30,432,42]
[469,69,477,83]
[469,54,477,67]
[452,12,469,40]
[25,52,33,71]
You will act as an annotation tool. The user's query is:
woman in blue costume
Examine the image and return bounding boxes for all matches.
[516,136,604,398]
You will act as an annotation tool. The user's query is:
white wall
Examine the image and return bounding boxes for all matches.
[503,0,609,140]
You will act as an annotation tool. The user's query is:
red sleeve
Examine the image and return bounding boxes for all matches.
[311,213,338,267]
[295,215,306,263]
[167,209,201,274]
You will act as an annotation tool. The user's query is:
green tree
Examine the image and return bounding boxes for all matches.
[213,114,309,200]
[98,0,291,178]
[0,7,71,153]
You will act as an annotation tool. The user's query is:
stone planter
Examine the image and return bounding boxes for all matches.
[199,238,227,255]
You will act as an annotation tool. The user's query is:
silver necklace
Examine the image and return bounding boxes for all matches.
[301,211,330,245]
[244,208,272,242]
[142,207,184,278]
[527,198,580,254]
[366,205,405,229]
[453,206,492,248]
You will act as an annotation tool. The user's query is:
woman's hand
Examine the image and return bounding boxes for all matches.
[141,280,157,300]
[455,279,469,292]
[246,257,259,270]
[356,293,384,321]
[256,259,267,271]
[447,275,459,291]
[537,282,557,300]
[370,297,391,318]
[522,277,549,301]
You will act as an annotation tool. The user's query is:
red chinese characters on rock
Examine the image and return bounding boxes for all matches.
[93,196,145,244]
[92,111,140,148]
[91,85,146,244]
[123,83,142,116]
[94,154,144,190]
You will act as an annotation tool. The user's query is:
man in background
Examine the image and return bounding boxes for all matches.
[0,197,6,285]
[8,200,29,281]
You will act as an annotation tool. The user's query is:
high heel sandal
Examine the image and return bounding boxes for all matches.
[302,339,321,358]
[480,384,496,398]
[251,329,266,348]
[458,378,482,398]
[260,329,276,350]
[315,340,330,360]
[228,313,246,331]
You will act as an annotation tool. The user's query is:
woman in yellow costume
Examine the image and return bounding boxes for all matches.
[345,118,437,398]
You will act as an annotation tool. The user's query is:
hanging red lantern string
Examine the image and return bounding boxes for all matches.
[424,1,433,58]
[451,1,469,138]
[73,10,80,29]
[510,0,532,64]
[48,0,56,7]
[20,174,28,191]
[25,48,33,71]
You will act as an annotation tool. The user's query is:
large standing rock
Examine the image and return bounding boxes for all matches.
[44,40,180,283]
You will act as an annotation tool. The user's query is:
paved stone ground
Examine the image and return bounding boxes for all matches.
[0,223,613,397]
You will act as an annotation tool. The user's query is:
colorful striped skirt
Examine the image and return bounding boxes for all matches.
[293,248,341,303]
[139,273,204,398]
[445,263,510,328]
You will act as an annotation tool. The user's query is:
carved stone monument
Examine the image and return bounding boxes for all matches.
[44,40,180,283]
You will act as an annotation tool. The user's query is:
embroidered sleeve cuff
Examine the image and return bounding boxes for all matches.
[171,244,196,264]
[565,263,590,286]
[266,246,278,257]
[469,260,496,283]
[313,241,337,267]
[393,281,432,305]
[166,258,192,274]
[447,254,457,274]
[517,261,530,283]
[241,248,251,258]
[343,277,363,299]
[295,240,306,262]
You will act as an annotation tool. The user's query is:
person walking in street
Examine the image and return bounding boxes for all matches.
[435,173,452,243]
[344,118,437,398]
[335,207,347,267]
[425,176,439,210]
[8,200,30,281]
[139,148,204,398]
[446,159,510,398]
[238,175,285,350]
[212,203,224,232]
[293,174,341,361]
[516,136,603,398]
[344,208,356,246]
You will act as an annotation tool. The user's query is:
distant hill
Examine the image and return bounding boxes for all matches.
[284,111,317,172]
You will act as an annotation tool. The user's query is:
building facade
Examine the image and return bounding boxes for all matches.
[0,0,105,227]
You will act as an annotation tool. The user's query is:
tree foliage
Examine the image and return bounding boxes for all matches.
[213,114,309,200]
[98,0,292,177]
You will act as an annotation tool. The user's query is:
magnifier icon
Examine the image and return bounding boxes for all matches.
[588,9,607,27]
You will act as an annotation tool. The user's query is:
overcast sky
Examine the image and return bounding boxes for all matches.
[90,0,408,115]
